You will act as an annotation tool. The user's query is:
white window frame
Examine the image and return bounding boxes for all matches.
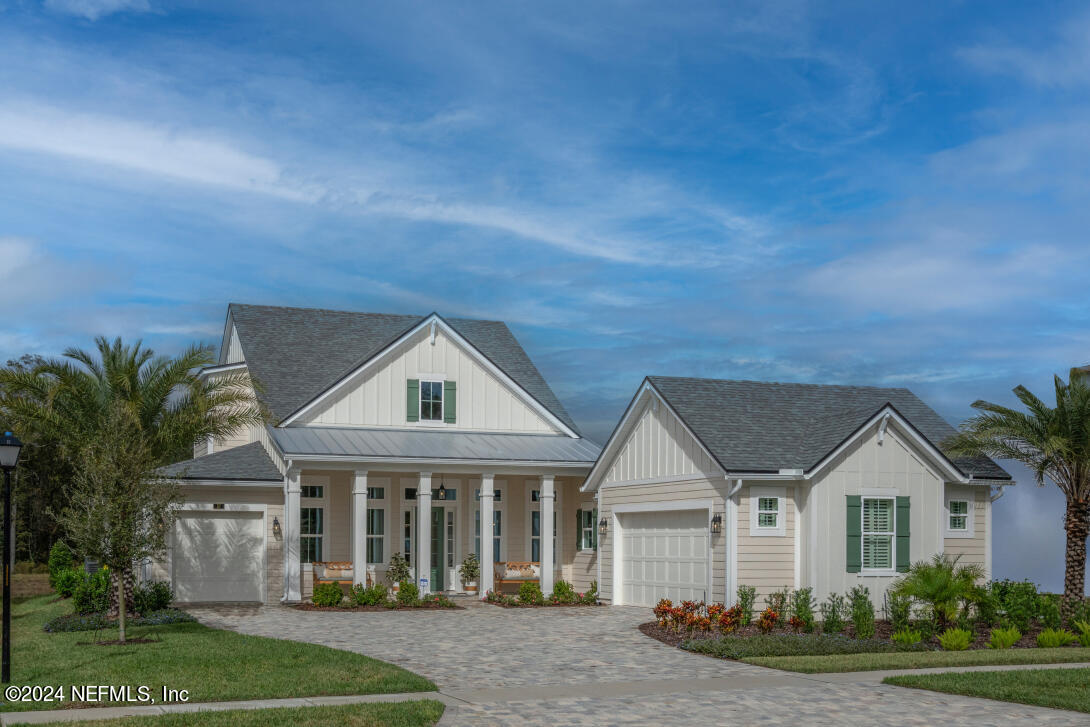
[578,509,596,552]
[474,480,505,563]
[527,487,560,565]
[417,375,445,425]
[366,486,387,566]
[300,476,329,566]
[749,486,786,537]
[945,495,975,538]
[861,495,896,574]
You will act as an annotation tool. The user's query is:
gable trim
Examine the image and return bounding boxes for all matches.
[582,378,727,492]
[806,404,968,483]
[278,313,579,437]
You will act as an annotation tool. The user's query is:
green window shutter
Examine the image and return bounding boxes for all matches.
[592,507,598,549]
[406,379,419,422]
[896,496,911,572]
[846,495,862,573]
[575,509,583,550]
[443,380,457,423]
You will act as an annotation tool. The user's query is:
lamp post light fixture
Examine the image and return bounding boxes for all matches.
[0,431,23,684]
[710,513,723,535]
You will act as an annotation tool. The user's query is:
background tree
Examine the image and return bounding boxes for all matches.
[0,336,265,625]
[56,404,182,643]
[945,372,1090,615]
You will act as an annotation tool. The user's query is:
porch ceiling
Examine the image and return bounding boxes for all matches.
[273,426,601,465]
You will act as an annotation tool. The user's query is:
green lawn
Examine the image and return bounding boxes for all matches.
[1,595,435,712]
[745,647,1090,673]
[885,668,1090,714]
[48,701,446,726]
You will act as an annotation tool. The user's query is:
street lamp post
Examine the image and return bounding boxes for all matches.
[0,431,23,684]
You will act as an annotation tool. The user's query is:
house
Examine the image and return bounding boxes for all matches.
[157,303,602,603]
[581,377,1013,607]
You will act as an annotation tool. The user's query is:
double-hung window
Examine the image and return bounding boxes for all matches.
[577,509,596,551]
[861,497,894,570]
[749,486,786,537]
[757,497,779,528]
[529,489,557,564]
[948,500,968,531]
[945,497,973,538]
[420,380,443,421]
[367,487,385,564]
[474,487,502,562]
[300,508,324,563]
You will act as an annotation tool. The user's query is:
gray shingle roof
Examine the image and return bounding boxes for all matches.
[226,304,580,434]
[275,427,600,464]
[646,377,1010,480]
[161,442,282,482]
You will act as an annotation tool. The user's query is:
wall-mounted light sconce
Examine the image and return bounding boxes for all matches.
[598,517,608,536]
[272,516,282,538]
[710,513,723,534]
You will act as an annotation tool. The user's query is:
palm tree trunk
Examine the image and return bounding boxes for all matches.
[117,575,127,644]
[1063,498,1090,617]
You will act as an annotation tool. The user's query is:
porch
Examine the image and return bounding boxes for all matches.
[285,469,598,601]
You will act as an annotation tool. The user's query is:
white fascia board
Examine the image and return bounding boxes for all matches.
[198,361,248,378]
[283,453,593,468]
[278,313,579,438]
[217,309,235,365]
[805,406,968,484]
[174,479,282,488]
[582,379,727,493]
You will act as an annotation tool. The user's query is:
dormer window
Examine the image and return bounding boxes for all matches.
[420,380,444,421]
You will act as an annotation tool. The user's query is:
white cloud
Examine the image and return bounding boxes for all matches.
[959,12,1090,88]
[0,102,318,202]
[43,0,151,21]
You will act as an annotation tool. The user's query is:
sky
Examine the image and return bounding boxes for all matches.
[1,0,1088,591]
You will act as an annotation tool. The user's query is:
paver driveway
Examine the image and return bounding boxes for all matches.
[188,601,1090,726]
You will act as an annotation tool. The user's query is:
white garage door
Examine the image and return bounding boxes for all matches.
[173,511,264,602]
[620,509,709,607]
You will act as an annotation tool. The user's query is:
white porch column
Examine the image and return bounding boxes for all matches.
[283,468,302,602]
[352,470,368,587]
[417,473,432,595]
[540,474,555,594]
[479,473,495,596]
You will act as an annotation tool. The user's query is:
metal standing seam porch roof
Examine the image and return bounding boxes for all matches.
[272,427,601,465]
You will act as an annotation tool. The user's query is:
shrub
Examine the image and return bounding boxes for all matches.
[848,586,875,640]
[788,588,816,633]
[351,583,388,606]
[578,580,598,605]
[1038,594,1062,630]
[73,569,110,615]
[53,568,82,598]
[551,580,577,604]
[756,607,778,634]
[44,608,196,633]
[1072,619,1090,648]
[820,592,846,634]
[717,605,742,634]
[1037,628,1078,648]
[423,594,457,608]
[987,626,1021,649]
[765,587,790,615]
[886,591,912,632]
[1068,598,1090,628]
[683,633,930,659]
[312,582,344,607]
[938,627,972,651]
[892,554,983,630]
[484,589,517,606]
[989,579,1039,632]
[892,628,923,646]
[133,581,173,613]
[396,580,419,606]
[737,585,757,626]
[48,541,74,588]
[518,581,544,605]
[386,553,411,585]
[973,586,1000,627]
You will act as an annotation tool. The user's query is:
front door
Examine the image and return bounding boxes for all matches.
[430,506,444,591]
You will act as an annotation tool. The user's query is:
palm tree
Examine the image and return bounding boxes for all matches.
[0,337,266,627]
[944,372,1090,615]
[891,553,984,629]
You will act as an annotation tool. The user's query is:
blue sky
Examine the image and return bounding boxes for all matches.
[2,0,1088,590]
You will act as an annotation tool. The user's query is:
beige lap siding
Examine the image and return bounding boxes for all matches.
[597,477,728,605]
[736,485,796,607]
[566,484,598,592]
[148,485,284,605]
[943,485,987,570]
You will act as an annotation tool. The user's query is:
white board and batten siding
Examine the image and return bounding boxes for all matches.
[298,326,560,434]
[602,395,720,486]
[224,324,245,364]
[808,420,950,604]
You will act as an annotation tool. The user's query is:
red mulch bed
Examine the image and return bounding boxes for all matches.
[639,619,1064,651]
[295,602,463,612]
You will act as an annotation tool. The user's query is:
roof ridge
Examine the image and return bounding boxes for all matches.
[229,302,504,326]
[648,374,914,393]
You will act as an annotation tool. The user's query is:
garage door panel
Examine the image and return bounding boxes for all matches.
[173,511,264,603]
[619,509,710,607]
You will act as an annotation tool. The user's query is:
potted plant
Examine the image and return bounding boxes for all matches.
[459,553,480,594]
[387,552,411,593]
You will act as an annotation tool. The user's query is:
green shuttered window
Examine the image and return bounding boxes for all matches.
[444,380,457,423]
[896,496,910,572]
[846,495,862,573]
[407,378,456,424]
[846,495,910,573]
[406,379,419,422]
